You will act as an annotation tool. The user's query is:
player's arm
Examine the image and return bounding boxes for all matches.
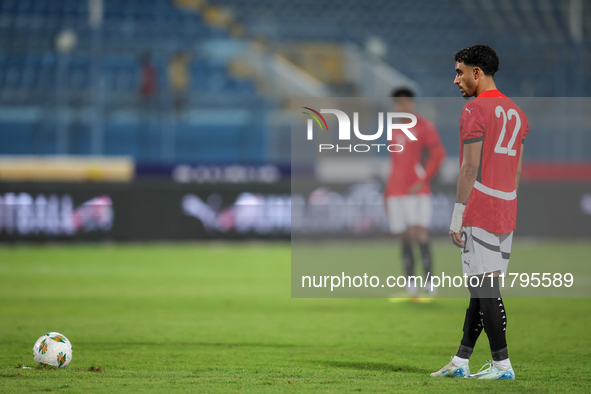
[515,143,524,193]
[408,128,446,194]
[423,131,446,177]
[455,141,481,203]
[449,140,483,248]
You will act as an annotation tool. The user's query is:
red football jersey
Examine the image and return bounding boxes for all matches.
[459,90,529,233]
[385,114,446,197]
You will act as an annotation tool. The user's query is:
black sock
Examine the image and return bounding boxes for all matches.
[479,277,509,361]
[402,242,414,277]
[418,242,432,277]
[456,284,484,359]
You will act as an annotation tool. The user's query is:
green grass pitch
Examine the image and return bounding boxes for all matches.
[0,241,590,393]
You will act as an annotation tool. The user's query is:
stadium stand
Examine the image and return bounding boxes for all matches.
[210,0,591,98]
[0,0,267,163]
[0,0,590,162]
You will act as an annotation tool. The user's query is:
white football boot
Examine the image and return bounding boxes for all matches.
[430,357,470,378]
[467,360,515,380]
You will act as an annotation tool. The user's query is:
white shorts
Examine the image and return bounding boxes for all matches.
[386,194,432,234]
[461,226,513,277]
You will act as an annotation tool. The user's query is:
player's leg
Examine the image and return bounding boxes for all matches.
[387,196,414,279]
[409,194,434,292]
[430,277,481,378]
[467,230,515,380]
[400,231,415,278]
[408,225,430,271]
[417,228,432,276]
[401,197,420,294]
[401,195,418,278]
[468,277,514,379]
[456,281,484,359]
[431,226,476,378]
[387,196,416,295]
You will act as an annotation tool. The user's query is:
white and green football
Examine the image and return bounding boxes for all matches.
[33,332,72,368]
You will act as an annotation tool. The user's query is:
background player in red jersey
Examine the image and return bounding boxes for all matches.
[385,88,446,297]
[431,45,528,380]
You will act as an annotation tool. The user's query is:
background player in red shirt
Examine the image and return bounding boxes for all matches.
[431,45,528,380]
[385,88,446,297]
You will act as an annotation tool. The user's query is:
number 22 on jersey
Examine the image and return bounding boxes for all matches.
[494,105,521,157]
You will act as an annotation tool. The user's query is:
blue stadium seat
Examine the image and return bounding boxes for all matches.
[0,122,36,154]
[104,122,139,157]
[175,124,242,162]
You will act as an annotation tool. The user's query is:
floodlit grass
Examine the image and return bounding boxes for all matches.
[0,241,590,393]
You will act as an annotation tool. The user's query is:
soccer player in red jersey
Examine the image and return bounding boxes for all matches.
[385,88,446,296]
[431,45,528,380]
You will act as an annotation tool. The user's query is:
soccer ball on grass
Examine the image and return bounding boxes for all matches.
[33,332,73,368]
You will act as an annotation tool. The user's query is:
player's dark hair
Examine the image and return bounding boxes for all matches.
[453,45,499,76]
[391,87,415,98]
